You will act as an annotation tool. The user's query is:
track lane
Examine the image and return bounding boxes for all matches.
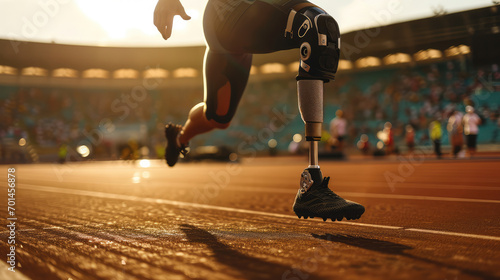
[1,158,499,279]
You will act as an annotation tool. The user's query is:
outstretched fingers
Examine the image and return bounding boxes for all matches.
[153,0,191,40]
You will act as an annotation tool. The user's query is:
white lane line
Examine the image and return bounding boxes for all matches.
[20,183,500,242]
[404,228,500,241]
[221,186,500,204]
[22,178,500,192]
[42,226,63,230]
[338,181,500,191]
[338,192,500,204]
[18,180,500,204]
[336,221,402,230]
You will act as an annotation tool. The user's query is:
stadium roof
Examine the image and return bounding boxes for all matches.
[0,6,498,73]
[339,5,500,64]
[0,41,206,72]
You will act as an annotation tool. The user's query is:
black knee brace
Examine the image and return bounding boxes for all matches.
[285,7,341,82]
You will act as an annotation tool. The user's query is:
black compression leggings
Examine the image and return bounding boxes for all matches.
[202,0,321,124]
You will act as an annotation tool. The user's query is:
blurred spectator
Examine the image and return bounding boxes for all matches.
[357,134,370,155]
[58,143,67,164]
[329,109,347,153]
[447,109,464,158]
[383,122,395,154]
[405,125,415,154]
[429,116,442,158]
[462,105,481,157]
[155,143,165,159]
[492,112,500,143]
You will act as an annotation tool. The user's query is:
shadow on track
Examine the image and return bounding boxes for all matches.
[312,233,497,280]
[180,224,328,280]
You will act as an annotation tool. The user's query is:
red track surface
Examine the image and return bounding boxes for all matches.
[1,156,499,279]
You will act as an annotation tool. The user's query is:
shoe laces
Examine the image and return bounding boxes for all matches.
[318,177,339,198]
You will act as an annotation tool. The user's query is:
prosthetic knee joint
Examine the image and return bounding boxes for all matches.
[285,7,341,80]
[286,7,341,188]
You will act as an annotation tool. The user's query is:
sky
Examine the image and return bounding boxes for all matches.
[0,0,494,47]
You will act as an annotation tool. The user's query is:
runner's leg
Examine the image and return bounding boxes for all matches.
[179,50,252,145]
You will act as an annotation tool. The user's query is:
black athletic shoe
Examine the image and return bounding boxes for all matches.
[293,169,365,221]
[164,123,189,167]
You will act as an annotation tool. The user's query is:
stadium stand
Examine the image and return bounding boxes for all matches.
[0,6,499,162]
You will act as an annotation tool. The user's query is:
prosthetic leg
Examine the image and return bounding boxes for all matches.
[291,8,340,193]
[290,8,365,221]
[297,79,324,192]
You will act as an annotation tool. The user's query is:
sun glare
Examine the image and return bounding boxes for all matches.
[74,0,199,41]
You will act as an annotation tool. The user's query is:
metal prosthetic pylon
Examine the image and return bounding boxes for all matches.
[297,79,324,192]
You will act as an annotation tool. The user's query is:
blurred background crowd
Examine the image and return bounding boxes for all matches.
[1,58,499,163]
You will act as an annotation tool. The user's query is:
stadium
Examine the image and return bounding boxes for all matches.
[0,2,499,280]
[1,5,499,162]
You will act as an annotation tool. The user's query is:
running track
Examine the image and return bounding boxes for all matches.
[1,156,499,279]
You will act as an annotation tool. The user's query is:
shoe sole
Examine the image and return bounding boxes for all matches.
[294,206,365,222]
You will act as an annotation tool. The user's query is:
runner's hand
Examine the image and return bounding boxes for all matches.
[154,0,191,40]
